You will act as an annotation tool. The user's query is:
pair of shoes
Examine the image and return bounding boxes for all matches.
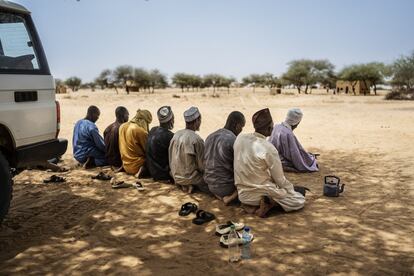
[178,202,216,225]
[215,221,244,235]
[43,175,65,183]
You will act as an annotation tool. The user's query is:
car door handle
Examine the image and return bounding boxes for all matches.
[14,91,38,102]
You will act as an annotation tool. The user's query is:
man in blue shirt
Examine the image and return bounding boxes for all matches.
[73,106,107,168]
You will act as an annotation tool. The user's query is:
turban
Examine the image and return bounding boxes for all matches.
[130,109,152,132]
[285,108,303,126]
[252,108,273,130]
[157,106,173,123]
[184,106,200,123]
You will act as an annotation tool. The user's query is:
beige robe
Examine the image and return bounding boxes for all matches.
[234,132,305,212]
[169,129,205,186]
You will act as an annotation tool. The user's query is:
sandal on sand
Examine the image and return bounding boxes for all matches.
[192,210,215,225]
[219,231,254,248]
[294,186,310,197]
[133,181,145,191]
[178,202,198,216]
[92,172,112,181]
[43,175,66,184]
[215,221,245,235]
[111,181,132,189]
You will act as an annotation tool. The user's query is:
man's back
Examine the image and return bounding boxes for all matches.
[119,122,148,174]
[204,128,236,191]
[146,126,174,180]
[269,122,318,172]
[104,121,122,167]
[169,129,204,185]
[73,119,102,161]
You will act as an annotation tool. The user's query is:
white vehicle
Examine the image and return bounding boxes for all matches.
[0,1,68,222]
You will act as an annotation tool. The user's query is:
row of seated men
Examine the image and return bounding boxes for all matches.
[72,105,319,217]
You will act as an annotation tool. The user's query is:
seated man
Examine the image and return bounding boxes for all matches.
[104,106,129,170]
[119,109,152,176]
[169,107,209,194]
[269,108,318,172]
[73,105,107,168]
[204,111,246,205]
[146,106,175,182]
[234,108,305,217]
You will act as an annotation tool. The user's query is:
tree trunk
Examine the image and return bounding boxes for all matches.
[362,80,368,96]
[297,86,301,94]
[373,83,377,95]
[304,85,309,94]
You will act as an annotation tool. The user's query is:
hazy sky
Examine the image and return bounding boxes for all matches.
[14,0,414,82]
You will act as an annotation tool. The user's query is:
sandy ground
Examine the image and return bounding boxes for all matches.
[1,88,413,275]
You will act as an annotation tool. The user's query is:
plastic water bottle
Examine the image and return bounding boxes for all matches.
[241,226,252,259]
[228,225,240,262]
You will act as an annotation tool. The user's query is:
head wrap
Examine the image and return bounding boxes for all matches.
[157,106,173,123]
[285,108,303,126]
[130,109,152,132]
[252,108,273,130]
[184,106,201,123]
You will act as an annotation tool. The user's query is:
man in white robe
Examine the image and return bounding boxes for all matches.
[234,108,305,217]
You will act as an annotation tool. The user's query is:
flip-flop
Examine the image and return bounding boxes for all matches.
[215,221,245,235]
[178,202,198,216]
[43,175,66,184]
[219,231,254,248]
[111,181,132,189]
[192,210,215,225]
[92,172,112,181]
[294,186,310,197]
[133,181,145,191]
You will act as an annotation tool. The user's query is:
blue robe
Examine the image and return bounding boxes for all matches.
[73,119,107,166]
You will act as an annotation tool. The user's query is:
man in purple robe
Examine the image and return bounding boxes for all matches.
[269,108,318,173]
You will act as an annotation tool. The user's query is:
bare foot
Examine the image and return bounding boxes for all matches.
[82,157,95,169]
[180,185,188,192]
[255,196,276,218]
[223,191,238,205]
[187,185,194,194]
[241,204,258,214]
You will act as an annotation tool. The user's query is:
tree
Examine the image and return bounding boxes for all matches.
[94,69,112,89]
[282,59,335,94]
[339,63,389,95]
[65,76,82,91]
[262,73,281,93]
[203,74,225,95]
[113,65,133,93]
[172,73,189,92]
[242,74,264,92]
[391,51,414,90]
[148,69,168,93]
[219,76,236,94]
[132,68,150,92]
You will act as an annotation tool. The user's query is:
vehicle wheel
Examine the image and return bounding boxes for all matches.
[0,152,13,223]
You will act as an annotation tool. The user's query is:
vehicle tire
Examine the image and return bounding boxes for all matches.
[0,152,13,224]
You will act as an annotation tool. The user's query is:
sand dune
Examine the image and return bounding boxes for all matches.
[1,88,413,275]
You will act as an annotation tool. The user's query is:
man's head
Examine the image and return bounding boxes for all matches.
[224,111,246,136]
[158,106,174,130]
[285,108,303,130]
[115,106,129,123]
[86,105,100,123]
[252,108,274,137]
[184,106,201,131]
[131,109,152,132]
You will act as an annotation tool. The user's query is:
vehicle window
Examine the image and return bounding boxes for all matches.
[0,12,40,70]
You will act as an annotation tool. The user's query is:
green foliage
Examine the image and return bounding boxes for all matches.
[94,69,112,89]
[339,62,389,95]
[391,52,414,90]
[172,73,193,92]
[113,65,133,87]
[65,76,82,91]
[282,59,335,94]
[148,69,168,92]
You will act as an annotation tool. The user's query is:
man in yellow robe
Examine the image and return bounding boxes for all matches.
[119,109,152,176]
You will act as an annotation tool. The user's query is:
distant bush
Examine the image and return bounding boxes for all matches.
[385,89,414,100]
